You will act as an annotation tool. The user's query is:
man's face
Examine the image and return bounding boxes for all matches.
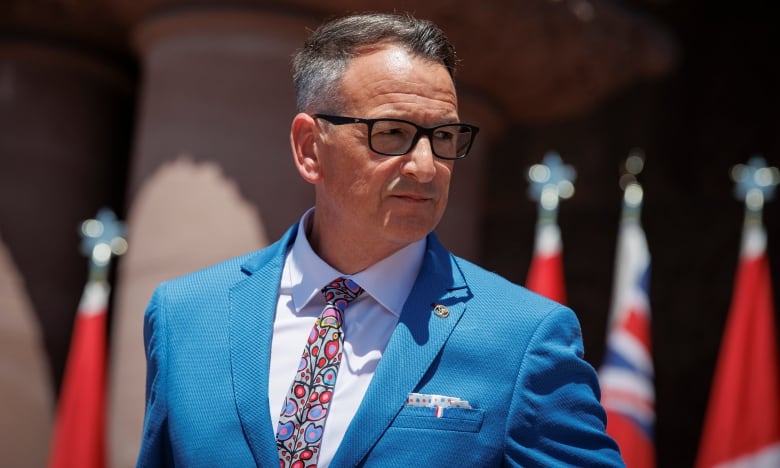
[311,45,459,260]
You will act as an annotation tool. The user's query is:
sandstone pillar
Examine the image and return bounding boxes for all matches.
[0,42,133,466]
[108,10,312,466]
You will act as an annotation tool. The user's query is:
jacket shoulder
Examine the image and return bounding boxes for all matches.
[451,254,563,314]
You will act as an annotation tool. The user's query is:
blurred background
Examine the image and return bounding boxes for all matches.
[0,0,777,466]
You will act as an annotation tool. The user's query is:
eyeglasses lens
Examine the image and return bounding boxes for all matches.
[369,120,473,159]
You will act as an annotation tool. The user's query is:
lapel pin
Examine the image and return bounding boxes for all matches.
[433,304,450,318]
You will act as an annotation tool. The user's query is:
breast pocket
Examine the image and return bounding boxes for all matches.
[392,406,484,432]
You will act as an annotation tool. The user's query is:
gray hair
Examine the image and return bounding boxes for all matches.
[292,12,458,113]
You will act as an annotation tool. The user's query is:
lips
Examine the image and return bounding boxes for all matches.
[386,178,438,203]
[391,192,434,202]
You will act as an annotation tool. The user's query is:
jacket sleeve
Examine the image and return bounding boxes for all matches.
[136,283,175,468]
[505,305,625,467]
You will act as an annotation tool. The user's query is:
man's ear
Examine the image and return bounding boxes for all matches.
[290,113,322,184]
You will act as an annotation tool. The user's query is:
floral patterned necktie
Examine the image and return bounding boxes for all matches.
[276,277,364,468]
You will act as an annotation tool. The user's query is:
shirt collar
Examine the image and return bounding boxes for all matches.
[283,208,426,317]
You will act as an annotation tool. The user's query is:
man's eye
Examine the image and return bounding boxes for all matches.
[434,130,455,141]
[375,125,409,136]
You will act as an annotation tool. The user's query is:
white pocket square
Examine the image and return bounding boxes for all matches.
[406,393,471,409]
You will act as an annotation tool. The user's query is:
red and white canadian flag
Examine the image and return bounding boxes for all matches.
[47,278,109,468]
[695,220,780,468]
[526,220,567,304]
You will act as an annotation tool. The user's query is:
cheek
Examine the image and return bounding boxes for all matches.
[436,163,454,187]
[330,165,384,205]
[324,151,401,202]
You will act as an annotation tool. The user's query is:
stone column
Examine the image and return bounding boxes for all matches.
[0,42,133,466]
[0,239,54,468]
[108,10,313,467]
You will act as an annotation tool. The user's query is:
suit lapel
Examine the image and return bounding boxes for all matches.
[228,225,297,466]
[332,234,469,466]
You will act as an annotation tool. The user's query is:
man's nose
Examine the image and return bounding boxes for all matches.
[401,136,436,182]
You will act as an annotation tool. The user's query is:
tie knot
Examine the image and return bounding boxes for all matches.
[321,277,364,311]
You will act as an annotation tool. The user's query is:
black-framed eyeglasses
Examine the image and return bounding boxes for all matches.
[314,114,479,160]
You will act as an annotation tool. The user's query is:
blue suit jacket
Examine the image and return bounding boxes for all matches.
[137,224,624,467]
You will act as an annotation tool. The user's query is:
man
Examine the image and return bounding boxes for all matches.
[137,12,624,467]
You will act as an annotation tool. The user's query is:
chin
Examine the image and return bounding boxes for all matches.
[383,219,438,245]
[381,204,444,237]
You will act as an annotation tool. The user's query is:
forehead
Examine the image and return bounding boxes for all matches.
[337,45,458,120]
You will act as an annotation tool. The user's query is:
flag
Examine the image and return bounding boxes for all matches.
[598,216,655,468]
[695,221,780,468]
[48,279,108,468]
[526,221,567,304]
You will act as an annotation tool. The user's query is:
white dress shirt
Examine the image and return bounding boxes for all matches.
[268,209,425,466]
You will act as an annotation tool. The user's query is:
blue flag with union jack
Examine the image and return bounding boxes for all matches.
[598,216,655,468]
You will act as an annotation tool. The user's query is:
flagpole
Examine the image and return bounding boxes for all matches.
[730,155,779,227]
[607,149,648,329]
[695,155,780,468]
[525,151,576,304]
[527,150,576,224]
[48,208,127,468]
[598,150,655,468]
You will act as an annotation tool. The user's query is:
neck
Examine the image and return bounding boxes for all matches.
[306,217,409,275]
